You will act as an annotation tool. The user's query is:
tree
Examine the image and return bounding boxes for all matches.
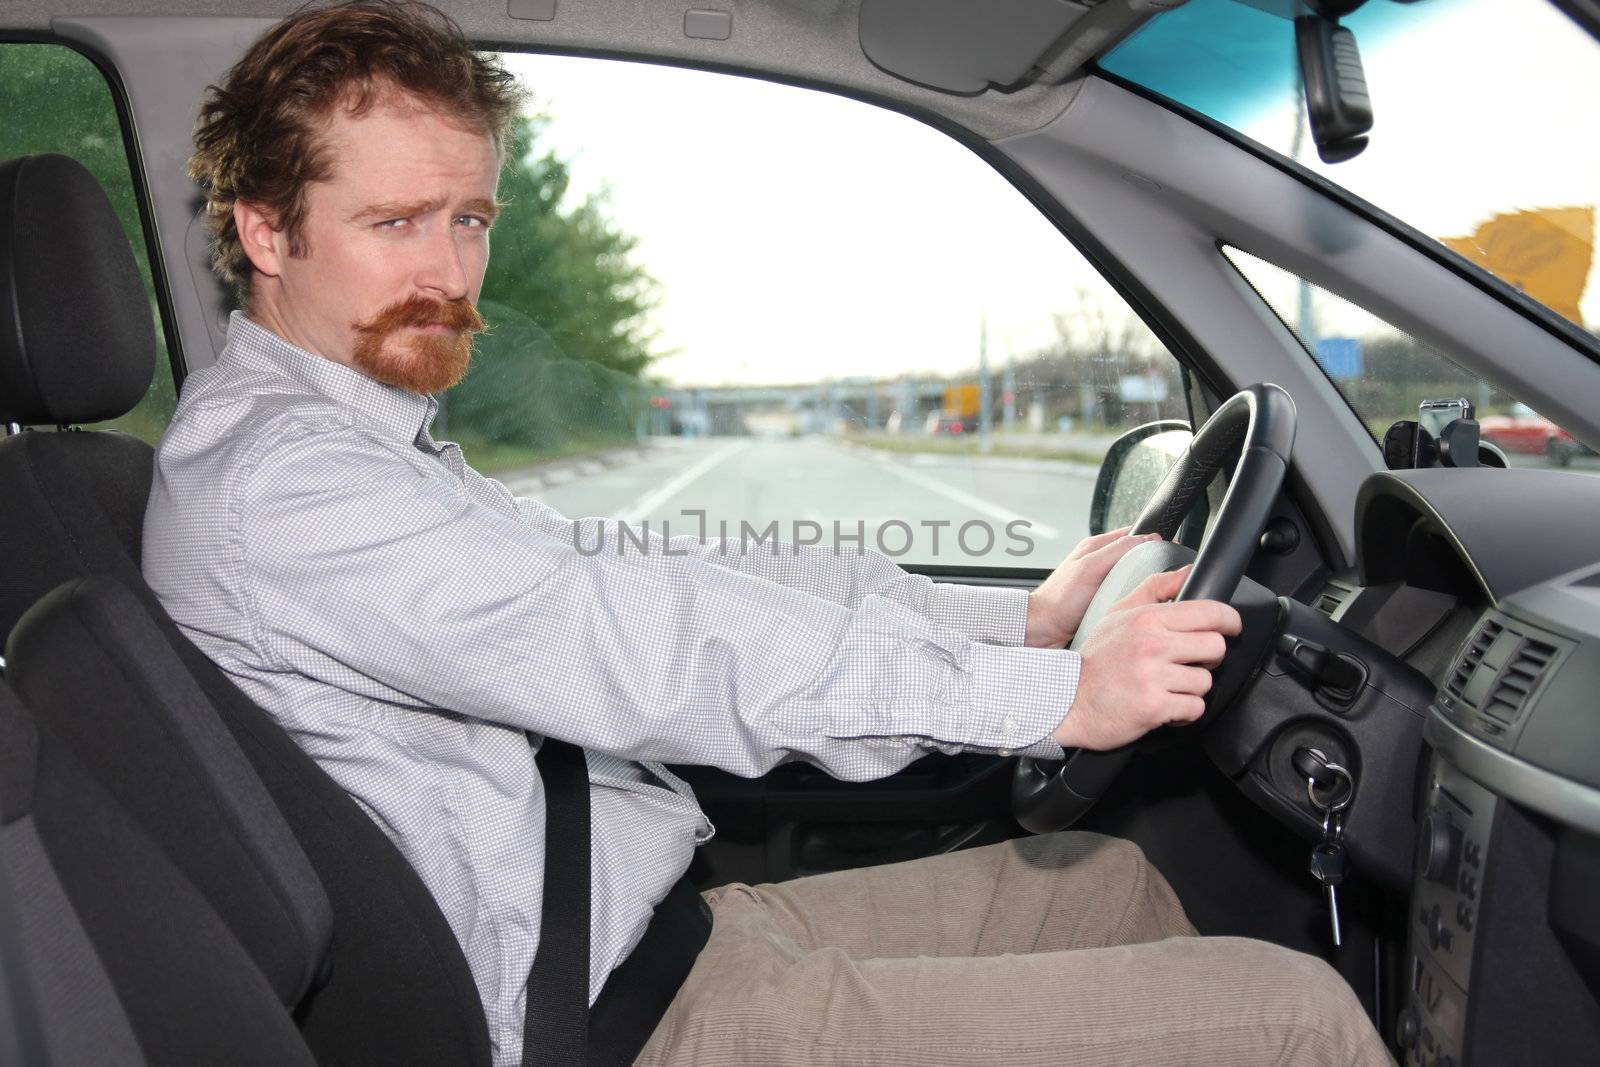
[480,115,658,378]
[446,114,660,457]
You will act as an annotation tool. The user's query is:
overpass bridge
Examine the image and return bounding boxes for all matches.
[651,378,952,435]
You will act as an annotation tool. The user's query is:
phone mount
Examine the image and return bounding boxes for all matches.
[1382,418,1481,470]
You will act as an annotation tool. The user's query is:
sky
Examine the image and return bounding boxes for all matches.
[496,0,1600,387]
[495,52,1122,386]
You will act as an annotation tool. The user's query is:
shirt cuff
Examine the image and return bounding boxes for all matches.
[938,641,1075,760]
[929,583,1029,647]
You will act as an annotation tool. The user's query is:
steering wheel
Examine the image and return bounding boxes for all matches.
[1012,383,1297,834]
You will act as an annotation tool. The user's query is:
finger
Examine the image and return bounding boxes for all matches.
[1113,565,1191,610]
[1162,630,1228,667]
[1065,526,1133,561]
[1079,533,1154,581]
[1165,665,1215,696]
[1152,598,1243,636]
[1164,696,1208,725]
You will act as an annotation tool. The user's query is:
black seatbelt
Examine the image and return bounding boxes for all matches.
[523,738,714,1067]
[523,737,590,1067]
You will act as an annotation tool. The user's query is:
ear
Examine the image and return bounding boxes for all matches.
[233,200,286,279]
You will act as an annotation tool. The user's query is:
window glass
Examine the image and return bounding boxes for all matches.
[0,43,176,441]
[1226,247,1598,472]
[459,53,1189,568]
[1102,0,1600,341]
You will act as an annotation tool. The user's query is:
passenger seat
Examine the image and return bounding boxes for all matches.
[0,153,491,1063]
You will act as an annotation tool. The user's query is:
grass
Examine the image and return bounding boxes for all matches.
[841,432,1107,467]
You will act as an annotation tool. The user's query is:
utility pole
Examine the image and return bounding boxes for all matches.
[978,313,992,453]
[1002,353,1016,435]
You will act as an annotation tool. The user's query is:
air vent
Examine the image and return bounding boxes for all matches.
[1481,638,1558,724]
[1446,618,1502,700]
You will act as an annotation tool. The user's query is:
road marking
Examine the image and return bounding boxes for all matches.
[619,441,746,523]
[867,454,1062,540]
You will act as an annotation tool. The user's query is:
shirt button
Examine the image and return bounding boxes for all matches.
[998,748,1013,758]
[1002,717,1017,737]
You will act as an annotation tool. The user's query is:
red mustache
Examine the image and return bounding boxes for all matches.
[349,295,486,395]
[354,295,486,337]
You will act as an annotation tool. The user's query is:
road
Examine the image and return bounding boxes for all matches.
[499,436,1098,569]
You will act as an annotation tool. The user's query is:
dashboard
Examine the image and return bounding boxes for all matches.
[1338,468,1600,1065]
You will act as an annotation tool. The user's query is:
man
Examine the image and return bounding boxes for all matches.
[146,3,1392,1064]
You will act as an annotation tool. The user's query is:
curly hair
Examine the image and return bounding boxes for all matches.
[188,1,526,303]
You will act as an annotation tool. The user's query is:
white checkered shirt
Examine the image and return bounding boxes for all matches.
[143,313,1077,1066]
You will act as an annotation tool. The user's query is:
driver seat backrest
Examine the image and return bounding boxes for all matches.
[0,152,492,1063]
[0,679,144,1067]
[5,575,335,1008]
[0,677,314,1065]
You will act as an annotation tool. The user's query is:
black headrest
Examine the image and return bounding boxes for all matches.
[0,154,155,427]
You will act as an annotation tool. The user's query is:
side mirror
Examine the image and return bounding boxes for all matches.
[1088,420,1193,536]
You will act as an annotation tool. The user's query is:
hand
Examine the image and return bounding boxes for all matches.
[1025,527,1163,649]
[1052,567,1242,751]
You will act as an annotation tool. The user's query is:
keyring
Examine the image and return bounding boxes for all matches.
[1306,761,1354,814]
[1320,807,1345,839]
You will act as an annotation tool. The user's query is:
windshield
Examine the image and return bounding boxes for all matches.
[1102,0,1600,338]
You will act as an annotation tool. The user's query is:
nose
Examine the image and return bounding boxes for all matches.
[414,222,470,301]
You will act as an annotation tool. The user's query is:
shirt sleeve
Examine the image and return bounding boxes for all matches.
[506,489,1030,647]
[241,428,1071,781]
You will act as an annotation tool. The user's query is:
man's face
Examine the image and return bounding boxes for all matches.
[247,90,500,394]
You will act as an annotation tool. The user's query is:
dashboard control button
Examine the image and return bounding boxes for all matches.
[1455,901,1474,931]
[1396,1008,1420,1049]
[1427,909,1454,952]
[1420,814,1462,884]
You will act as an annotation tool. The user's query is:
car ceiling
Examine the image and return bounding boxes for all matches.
[0,0,1181,141]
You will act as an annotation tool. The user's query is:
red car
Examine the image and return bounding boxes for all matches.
[1479,403,1592,466]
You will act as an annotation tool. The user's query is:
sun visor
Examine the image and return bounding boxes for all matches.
[858,0,1187,95]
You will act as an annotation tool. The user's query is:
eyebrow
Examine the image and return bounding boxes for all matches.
[348,197,501,223]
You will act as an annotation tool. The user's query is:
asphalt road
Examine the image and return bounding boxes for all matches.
[501,435,1098,569]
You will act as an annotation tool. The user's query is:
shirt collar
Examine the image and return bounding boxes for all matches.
[222,311,439,446]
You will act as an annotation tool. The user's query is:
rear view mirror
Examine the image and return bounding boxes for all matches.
[1296,16,1373,163]
[1089,420,1192,535]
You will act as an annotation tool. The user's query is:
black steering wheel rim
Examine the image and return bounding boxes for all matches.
[1012,383,1297,835]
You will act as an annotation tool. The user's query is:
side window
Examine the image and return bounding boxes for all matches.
[455,53,1188,567]
[1225,247,1598,475]
[0,43,176,441]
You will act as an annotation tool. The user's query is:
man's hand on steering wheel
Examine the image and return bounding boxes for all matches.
[1052,566,1242,751]
[1023,526,1165,649]
[1013,384,1295,835]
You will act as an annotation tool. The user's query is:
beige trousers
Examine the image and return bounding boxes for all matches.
[635,832,1393,1066]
